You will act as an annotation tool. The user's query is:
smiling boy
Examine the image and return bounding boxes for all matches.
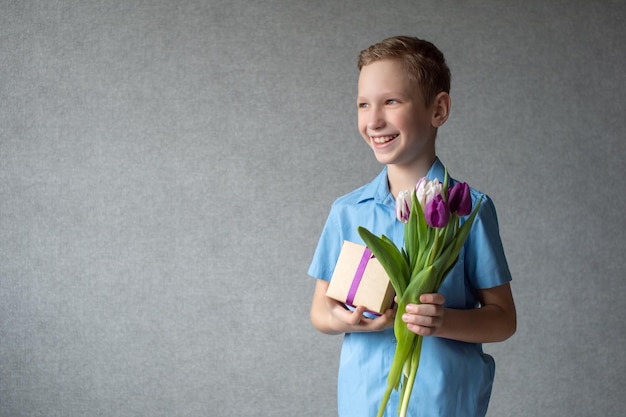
[308,36,516,416]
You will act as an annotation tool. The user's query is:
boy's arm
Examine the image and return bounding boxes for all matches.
[402,283,516,343]
[310,279,396,335]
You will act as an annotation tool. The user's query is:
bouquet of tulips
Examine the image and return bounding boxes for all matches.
[358,169,481,417]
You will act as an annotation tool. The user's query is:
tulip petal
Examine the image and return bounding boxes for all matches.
[449,182,472,216]
[425,195,450,228]
[395,190,412,223]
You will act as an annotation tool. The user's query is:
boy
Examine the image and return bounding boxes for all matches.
[308,36,516,417]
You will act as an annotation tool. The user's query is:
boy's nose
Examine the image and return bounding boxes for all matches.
[367,108,385,130]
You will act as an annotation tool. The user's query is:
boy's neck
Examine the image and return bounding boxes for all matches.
[386,155,437,198]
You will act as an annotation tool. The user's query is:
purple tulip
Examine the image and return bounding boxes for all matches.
[395,190,412,223]
[424,194,450,228]
[448,182,472,216]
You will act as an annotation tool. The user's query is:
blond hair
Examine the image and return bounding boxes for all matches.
[358,36,451,106]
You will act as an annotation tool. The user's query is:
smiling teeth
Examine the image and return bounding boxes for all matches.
[372,135,398,144]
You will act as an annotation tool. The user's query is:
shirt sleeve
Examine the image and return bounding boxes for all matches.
[464,194,512,290]
[307,203,344,282]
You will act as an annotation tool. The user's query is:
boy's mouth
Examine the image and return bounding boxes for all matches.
[371,134,399,144]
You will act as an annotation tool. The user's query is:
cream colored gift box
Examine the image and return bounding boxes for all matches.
[326,241,395,315]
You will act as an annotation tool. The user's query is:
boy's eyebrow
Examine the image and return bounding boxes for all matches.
[357,91,411,100]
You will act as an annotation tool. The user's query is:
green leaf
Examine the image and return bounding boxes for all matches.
[404,207,417,270]
[405,264,439,302]
[358,226,410,295]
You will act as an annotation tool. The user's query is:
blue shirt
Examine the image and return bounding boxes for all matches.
[308,158,512,417]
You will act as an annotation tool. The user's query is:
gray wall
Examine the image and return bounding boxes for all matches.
[1,1,625,416]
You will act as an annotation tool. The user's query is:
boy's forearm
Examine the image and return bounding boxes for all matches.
[310,279,352,335]
[310,301,350,335]
[439,283,516,343]
[438,304,517,343]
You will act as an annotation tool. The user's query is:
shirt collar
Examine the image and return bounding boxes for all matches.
[357,157,445,205]
[426,157,446,182]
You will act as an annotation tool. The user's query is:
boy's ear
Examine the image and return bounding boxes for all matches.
[431,92,451,128]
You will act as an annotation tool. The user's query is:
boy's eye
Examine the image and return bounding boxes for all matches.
[358,102,369,109]
[386,99,399,105]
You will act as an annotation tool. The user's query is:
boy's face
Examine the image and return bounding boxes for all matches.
[357,59,439,170]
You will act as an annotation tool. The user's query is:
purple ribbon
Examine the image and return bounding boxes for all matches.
[346,247,372,306]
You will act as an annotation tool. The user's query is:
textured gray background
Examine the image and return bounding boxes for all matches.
[1,1,625,416]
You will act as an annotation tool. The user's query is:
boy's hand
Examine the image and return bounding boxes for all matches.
[399,284,516,343]
[331,302,396,332]
[310,279,395,334]
[402,293,445,336]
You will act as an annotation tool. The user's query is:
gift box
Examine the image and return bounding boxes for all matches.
[326,240,395,315]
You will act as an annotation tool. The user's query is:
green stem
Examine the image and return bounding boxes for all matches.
[398,336,423,417]
[415,249,423,273]
[375,384,394,417]
[427,229,440,267]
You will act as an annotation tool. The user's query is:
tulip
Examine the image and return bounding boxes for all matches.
[448,182,472,216]
[424,194,450,228]
[416,177,443,210]
[396,190,412,223]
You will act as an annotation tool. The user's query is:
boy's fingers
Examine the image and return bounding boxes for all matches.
[345,306,366,325]
[419,292,445,305]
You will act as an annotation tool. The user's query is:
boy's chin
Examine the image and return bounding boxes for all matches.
[371,150,398,166]
[373,155,390,165]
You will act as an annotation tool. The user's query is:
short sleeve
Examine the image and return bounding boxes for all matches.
[464,194,512,290]
[308,205,344,282]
